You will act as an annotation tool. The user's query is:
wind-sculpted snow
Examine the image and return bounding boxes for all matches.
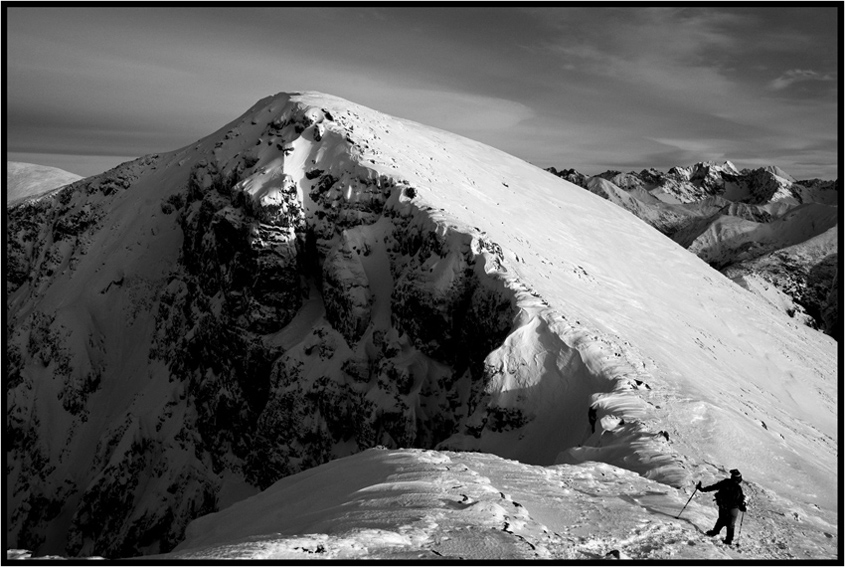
[5,92,837,558]
[159,449,837,560]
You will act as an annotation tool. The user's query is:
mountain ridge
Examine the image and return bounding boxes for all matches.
[6,161,83,207]
[6,91,837,557]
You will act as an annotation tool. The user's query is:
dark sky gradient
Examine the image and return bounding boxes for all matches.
[6,7,840,179]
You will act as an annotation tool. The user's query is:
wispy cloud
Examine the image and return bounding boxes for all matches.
[388,89,535,132]
[6,7,839,181]
[516,8,838,178]
[767,69,836,91]
[533,8,747,89]
[528,8,836,117]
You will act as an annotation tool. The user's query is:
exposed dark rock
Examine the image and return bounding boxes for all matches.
[821,269,839,339]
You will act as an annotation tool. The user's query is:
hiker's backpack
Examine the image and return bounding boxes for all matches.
[715,480,744,509]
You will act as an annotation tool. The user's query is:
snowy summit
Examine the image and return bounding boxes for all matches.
[6,92,838,560]
[6,161,82,207]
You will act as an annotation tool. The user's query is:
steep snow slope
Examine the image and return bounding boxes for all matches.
[550,166,839,336]
[724,227,838,334]
[6,92,837,557]
[794,179,840,206]
[6,161,82,207]
[687,203,838,268]
[157,448,837,560]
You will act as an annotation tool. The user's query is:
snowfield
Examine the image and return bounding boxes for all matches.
[5,91,838,559]
[6,161,82,207]
[159,448,836,560]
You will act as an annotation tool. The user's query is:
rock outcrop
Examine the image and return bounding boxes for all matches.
[6,94,524,556]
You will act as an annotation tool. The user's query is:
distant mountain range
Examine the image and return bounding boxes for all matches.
[547,162,839,339]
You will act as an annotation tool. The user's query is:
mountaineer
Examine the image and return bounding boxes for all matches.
[697,469,747,545]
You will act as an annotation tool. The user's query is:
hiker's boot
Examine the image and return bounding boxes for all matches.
[725,526,735,544]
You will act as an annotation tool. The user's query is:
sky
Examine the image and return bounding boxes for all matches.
[5,6,841,179]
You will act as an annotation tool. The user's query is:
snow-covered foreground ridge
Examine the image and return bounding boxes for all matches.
[160,448,837,560]
[6,92,837,556]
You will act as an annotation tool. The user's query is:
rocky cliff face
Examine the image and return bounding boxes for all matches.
[548,164,839,338]
[5,94,531,556]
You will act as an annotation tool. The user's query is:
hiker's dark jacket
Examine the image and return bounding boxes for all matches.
[701,479,746,511]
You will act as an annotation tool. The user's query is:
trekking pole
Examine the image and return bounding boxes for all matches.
[677,486,698,519]
[737,511,745,544]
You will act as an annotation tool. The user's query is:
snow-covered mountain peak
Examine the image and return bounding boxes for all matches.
[761,164,796,182]
[721,159,740,175]
[666,160,740,184]
[6,91,837,558]
[6,161,83,207]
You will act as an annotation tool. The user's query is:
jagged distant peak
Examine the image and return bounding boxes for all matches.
[547,166,583,176]
[668,160,739,179]
[760,165,795,182]
[720,160,740,175]
[691,159,739,173]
